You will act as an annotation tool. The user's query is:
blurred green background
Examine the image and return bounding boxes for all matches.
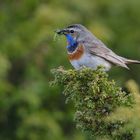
[0,0,140,140]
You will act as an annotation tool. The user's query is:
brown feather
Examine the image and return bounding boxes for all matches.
[68,44,84,61]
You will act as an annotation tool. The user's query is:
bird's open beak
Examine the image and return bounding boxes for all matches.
[55,29,68,35]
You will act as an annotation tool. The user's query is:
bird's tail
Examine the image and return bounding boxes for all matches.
[125,59,140,64]
[120,56,140,65]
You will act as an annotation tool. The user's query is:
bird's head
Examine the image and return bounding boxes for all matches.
[56,24,89,44]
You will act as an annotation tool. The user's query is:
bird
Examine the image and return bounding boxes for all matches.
[56,24,140,71]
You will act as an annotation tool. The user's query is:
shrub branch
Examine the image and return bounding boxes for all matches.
[51,66,135,140]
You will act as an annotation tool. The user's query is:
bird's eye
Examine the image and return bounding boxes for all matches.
[70,30,74,33]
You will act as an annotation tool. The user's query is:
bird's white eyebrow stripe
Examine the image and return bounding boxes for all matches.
[67,25,79,28]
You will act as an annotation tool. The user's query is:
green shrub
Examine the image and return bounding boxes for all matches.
[51,67,134,140]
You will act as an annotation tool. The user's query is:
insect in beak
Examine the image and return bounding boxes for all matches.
[55,29,68,35]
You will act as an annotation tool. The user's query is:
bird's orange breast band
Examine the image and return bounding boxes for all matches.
[68,44,84,61]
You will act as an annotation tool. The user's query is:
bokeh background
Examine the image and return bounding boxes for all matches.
[0,0,140,140]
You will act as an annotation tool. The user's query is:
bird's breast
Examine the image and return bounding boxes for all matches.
[68,44,84,61]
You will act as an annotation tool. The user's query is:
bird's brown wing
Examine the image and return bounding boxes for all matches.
[86,41,129,69]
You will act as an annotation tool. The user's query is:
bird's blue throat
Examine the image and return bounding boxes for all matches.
[65,34,78,53]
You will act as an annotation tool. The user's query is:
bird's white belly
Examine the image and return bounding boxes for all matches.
[70,53,111,71]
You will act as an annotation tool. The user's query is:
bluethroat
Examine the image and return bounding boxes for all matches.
[56,24,140,71]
